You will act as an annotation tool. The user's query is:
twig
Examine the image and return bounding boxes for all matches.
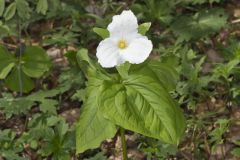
[231,19,240,24]
[0,41,18,49]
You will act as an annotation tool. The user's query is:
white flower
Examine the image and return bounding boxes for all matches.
[96,10,153,68]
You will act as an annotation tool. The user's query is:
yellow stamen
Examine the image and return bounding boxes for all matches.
[118,39,127,49]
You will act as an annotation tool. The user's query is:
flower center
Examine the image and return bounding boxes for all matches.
[118,39,127,49]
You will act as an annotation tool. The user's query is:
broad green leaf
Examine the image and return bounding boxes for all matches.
[76,48,97,77]
[146,61,178,91]
[0,46,16,79]
[0,63,15,79]
[76,48,95,70]
[129,60,179,92]
[93,27,109,39]
[0,45,15,59]
[116,62,131,78]
[171,9,228,41]
[76,78,117,153]
[138,22,151,35]
[3,2,16,21]
[98,74,185,145]
[36,0,48,15]
[0,0,5,16]
[0,25,10,38]
[16,0,31,19]
[5,67,34,93]
[76,48,111,80]
[22,46,51,78]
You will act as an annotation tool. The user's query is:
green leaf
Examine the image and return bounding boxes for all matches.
[2,150,26,160]
[27,89,67,114]
[46,116,61,126]
[76,78,117,153]
[28,87,68,103]
[71,89,86,101]
[0,46,16,79]
[147,61,179,91]
[76,49,94,69]
[190,0,223,4]
[84,152,108,160]
[39,100,58,114]
[0,63,15,79]
[210,0,222,3]
[171,9,228,41]
[76,48,96,77]
[138,22,151,35]
[3,2,16,21]
[231,148,240,157]
[56,120,69,138]
[76,48,100,72]
[5,67,34,93]
[22,46,51,78]
[36,0,48,15]
[129,60,179,92]
[93,27,109,39]
[76,48,109,80]
[43,30,78,46]
[98,74,185,145]
[0,94,34,118]
[16,0,31,19]
[65,50,77,66]
[30,140,38,149]
[116,62,131,78]
[0,25,10,38]
[0,0,5,16]
[27,89,63,101]
[213,59,240,80]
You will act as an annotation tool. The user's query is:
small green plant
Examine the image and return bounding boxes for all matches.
[209,119,230,151]
[0,129,25,160]
[76,10,186,160]
[139,137,178,160]
[231,143,240,158]
[171,8,228,41]
[0,45,51,93]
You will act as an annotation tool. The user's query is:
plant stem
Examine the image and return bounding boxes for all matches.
[120,128,127,160]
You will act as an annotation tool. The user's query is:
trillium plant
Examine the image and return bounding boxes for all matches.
[76,10,186,159]
[96,10,153,67]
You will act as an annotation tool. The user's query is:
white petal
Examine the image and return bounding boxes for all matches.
[120,37,153,64]
[124,32,142,44]
[96,38,124,68]
[107,10,138,38]
[110,32,142,47]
